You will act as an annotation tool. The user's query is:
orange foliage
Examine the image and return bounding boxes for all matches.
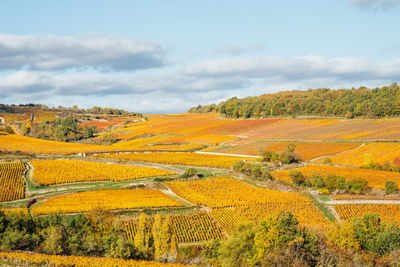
[335,204,400,225]
[31,189,183,215]
[271,164,400,189]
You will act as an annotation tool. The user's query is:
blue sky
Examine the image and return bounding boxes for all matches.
[1,0,400,113]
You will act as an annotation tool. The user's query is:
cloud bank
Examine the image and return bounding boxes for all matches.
[350,0,400,10]
[0,33,399,113]
[0,33,166,71]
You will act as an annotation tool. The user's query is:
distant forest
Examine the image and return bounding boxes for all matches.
[0,104,142,117]
[189,83,400,118]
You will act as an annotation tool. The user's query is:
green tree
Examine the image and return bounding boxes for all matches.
[41,226,65,255]
[134,213,151,258]
[385,181,398,194]
[218,223,255,266]
[289,170,306,186]
[152,214,163,261]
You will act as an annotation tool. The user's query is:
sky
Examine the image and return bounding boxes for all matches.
[0,0,400,114]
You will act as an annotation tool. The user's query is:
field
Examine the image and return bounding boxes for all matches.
[315,143,400,167]
[31,160,176,185]
[0,134,110,154]
[0,162,26,202]
[166,177,331,230]
[335,204,400,225]
[31,189,183,215]
[4,111,400,264]
[216,141,361,160]
[0,252,188,267]
[95,152,258,169]
[332,195,400,200]
[270,164,400,189]
[125,211,225,243]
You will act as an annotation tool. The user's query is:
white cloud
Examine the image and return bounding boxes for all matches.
[350,0,400,10]
[0,55,399,113]
[0,33,166,71]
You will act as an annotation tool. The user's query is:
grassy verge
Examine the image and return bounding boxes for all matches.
[319,195,332,201]
[305,193,336,222]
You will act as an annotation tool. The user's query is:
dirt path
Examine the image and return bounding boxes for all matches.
[325,200,400,205]
[85,156,184,174]
[161,184,197,207]
[195,151,260,158]
[310,143,365,162]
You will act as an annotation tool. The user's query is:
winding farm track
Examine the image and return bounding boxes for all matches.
[325,200,400,205]
[194,151,260,158]
[309,143,366,162]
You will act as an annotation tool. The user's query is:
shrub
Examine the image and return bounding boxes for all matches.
[346,178,368,194]
[181,168,197,178]
[385,181,398,194]
[289,170,306,186]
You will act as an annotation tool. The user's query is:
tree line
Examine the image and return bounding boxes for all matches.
[0,104,142,117]
[0,209,177,262]
[189,83,400,118]
[21,116,97,141]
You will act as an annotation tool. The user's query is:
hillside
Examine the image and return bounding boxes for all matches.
[189,83,400,119]
[2,110,400,265]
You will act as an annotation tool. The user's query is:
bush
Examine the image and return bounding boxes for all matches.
[232,161,272,181]
[289,170,306,186]
[261,150,278,163]
[346,178,368,194]
[385,181,398,194]
[261,144,302,164]
[181,168,197,178]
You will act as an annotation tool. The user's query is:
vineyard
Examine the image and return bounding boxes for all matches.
[332,194,400,200]
[0,161,26,202]
[1,207,28,214]
[167,177,314,207]
[125,211,225,243]
[166,177,331,230]
[316,142,400,167]
[31,189,183,215]
[216,142,361,161]
[31,160,177,185]
[210,203,331,235]
[95,152,258,169]
[0,252,188,267]
[270,164,400,189]
[335,204,400,225]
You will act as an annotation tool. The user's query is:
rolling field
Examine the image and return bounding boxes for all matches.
[31,189,183,215]
[0,252,188,267]
[335,204,400,225]
[0,162,26,202]
[216,141,361,160]
[166,177,331,229]
[31,159,176,185]
[270,164,400,189]
[95,152,259,169]
[125,211,225,243]
[315,142,400,167]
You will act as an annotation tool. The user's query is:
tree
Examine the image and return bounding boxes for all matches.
[160,216,172,261]
[385,181,398,194]
[168,234,178,263]
[41,226,65,255]
[4,125,14,134]
[218,223,255,266]
[134,213,151,258]
[289,170,306,186]
[82,125,96,139]
[328,221,360,250]
[152,214,163,261]
[181,168,197,178]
